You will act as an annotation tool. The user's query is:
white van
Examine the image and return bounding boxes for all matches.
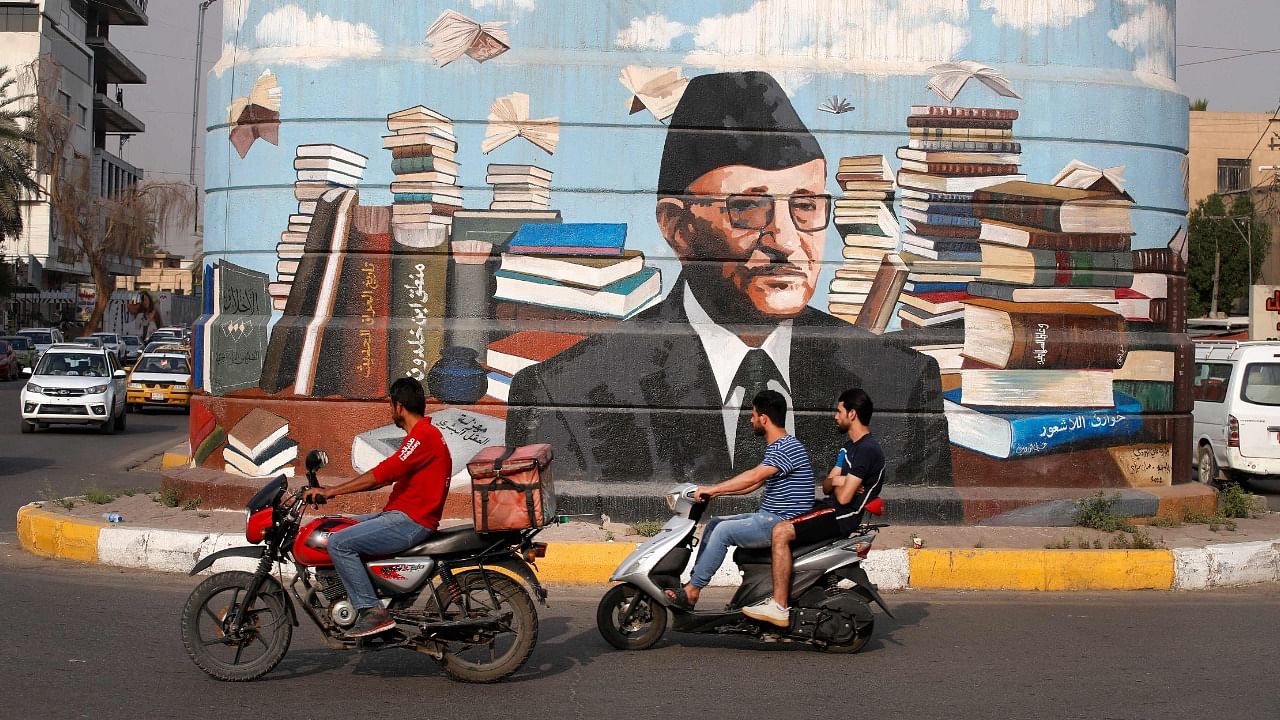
[1193,341,1280,484]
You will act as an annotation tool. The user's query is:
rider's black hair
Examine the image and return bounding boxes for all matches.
[752,389,788,428]
[388,377,427,416]
[837,387,873,426]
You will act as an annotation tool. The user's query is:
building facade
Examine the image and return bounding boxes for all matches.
[117,251,194,295]
[192,0,1192,523]
[0,0,149,290]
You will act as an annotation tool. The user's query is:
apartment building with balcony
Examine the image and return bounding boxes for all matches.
[0,0,149,291]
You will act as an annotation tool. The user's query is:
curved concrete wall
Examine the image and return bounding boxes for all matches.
[193,0,1189,503]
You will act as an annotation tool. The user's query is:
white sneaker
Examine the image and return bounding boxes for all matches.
[741,598,790,627]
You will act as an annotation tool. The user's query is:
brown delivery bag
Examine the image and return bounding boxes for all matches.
[467,444,556,532]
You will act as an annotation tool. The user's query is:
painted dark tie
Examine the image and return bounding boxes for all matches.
[732,348,783,474]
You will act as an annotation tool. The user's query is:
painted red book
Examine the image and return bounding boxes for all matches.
[485,331,587,376]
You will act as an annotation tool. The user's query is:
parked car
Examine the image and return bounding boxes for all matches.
[0,335,36,371]
[121,335,142,363]
[1193,341,1280,485]
[126,349,192,412]
[17,327,64,357]
[0,340,19,380]
[91,332,125,362]
[19,344,128,434]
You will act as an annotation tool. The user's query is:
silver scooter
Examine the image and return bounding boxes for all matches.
[596,484,893,653]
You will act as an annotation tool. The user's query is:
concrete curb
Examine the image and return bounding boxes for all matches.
[16,503,1280,591]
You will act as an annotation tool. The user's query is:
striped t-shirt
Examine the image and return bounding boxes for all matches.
[759,435,816,519]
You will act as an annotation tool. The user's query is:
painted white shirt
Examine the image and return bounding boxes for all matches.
[682,284,793,465]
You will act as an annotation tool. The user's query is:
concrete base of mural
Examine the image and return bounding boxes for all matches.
[162,466,1217,527]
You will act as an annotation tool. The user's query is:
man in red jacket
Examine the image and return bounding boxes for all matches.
[303,377,452,638]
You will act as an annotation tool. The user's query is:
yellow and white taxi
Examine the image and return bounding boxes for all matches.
[126,348,193,412]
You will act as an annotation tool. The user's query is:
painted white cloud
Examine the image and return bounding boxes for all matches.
[213,4,382,76]
[617,1,970,94]
[225,0,252,33]
[980,0,1096,35]
[616,14,693,51]
[470,0,537,10]
[1109,0,1176,83]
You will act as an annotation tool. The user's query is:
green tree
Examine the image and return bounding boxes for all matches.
[1187,193,1270,317]
[0,65,38,250]
[1189,98,1209,111]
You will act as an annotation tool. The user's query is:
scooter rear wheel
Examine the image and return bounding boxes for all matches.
[823,616,873,654]
[596,583,668,651]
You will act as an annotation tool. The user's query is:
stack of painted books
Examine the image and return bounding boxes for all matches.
[895,105,1025,329]
[828,155,897,323]
[267,144,367,311]
[382,105,462,248]
[487,164,552,210]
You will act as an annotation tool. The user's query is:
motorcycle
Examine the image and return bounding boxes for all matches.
[596,484,893,653]
[179,450,549,683]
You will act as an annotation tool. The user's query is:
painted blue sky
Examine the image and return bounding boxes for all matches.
[204,0,1186,311]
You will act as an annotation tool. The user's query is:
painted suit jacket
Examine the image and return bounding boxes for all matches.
[506,276,953,486]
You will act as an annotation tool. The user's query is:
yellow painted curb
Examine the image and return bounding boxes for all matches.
[909,548,1175,591]
[16,505,104,563]
[536,543,637,584]
[160,452,191,470]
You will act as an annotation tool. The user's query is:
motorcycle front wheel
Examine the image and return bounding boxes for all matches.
[429,569,539,683]
[596,583,668,650]
[180,570,293,681]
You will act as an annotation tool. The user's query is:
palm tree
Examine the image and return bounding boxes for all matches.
[0,65,39,247]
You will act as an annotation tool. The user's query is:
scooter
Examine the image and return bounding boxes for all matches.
[179,450,549,683]
[596,484,893,653]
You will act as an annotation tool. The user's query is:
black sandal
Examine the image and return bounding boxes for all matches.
[664,586,694,610]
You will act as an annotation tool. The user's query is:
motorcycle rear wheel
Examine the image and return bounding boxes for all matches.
[823,616,874,654]
[180,570,293,681]
[429,570,539,683]
[596,583,668,651]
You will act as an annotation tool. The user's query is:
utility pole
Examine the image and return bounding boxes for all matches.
[1205,213,1254,330]
[189,0,222,232]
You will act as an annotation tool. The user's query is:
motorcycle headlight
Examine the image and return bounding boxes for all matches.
[128,383,143,390]
[665,490,679,513]
[85,383,109,394]
[25,383,44,394]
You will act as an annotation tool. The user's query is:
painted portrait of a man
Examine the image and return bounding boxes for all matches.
[508,71,952,485]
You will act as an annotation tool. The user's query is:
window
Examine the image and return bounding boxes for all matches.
[0,6,39,33]
[57,90,71,117]
[1242,363,1280,405]
[77,103,88,128]
[1193,362,1233,403]
[1218,158,1251,193]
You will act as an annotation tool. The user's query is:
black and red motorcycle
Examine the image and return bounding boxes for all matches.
[179,450,549,683]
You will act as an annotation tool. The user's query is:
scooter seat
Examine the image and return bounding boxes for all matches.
[402,525,521,557]
[733,538,836,565]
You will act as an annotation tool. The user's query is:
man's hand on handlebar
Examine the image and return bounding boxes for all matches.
[693,486,713,502]
[301,487,330,506]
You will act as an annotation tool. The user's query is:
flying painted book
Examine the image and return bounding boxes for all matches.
[507,223,627,256]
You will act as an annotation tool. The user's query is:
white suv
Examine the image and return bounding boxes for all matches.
[1193,341,1280,485]
[19,344,128,434]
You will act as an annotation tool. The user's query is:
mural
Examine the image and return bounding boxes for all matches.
[195,0,1190,504]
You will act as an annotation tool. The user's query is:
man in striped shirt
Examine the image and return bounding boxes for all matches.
[665,389,815,610]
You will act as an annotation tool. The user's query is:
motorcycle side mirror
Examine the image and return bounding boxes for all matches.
[305,450,328,472]
[865,497,884,516]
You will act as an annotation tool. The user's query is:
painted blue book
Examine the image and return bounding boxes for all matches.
[508,223,627,256]
[494,266,661,318]
[944,388,1142,459]
[901,208,981,228]
[193,262,214,391]
[904,281,968,293]
[392,192,461,205]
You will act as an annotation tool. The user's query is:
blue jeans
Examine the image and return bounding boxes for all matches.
[327,511,432,610]
[689,511,782,589]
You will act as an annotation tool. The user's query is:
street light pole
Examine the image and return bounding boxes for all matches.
[189,0,221,232]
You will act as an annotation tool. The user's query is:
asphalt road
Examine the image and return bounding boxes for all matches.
[0,381,188,530]
[0,548,1276,720]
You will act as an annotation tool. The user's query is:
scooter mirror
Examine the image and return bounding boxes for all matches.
[305,449,328,472]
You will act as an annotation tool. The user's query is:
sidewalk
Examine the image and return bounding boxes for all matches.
[17,488,1280,591]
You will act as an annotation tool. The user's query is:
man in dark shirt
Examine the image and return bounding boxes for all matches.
[302,378,453,638]
[742,387,884,627]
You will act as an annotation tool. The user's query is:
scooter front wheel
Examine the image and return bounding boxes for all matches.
[596,583,668,651]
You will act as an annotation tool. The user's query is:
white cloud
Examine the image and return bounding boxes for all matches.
[469,0,537,10]
[213,4,382,76]
[1108,0,1175,82]
[617,1,970,94]
[616,14,692,51]
[980,0,1096,35]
